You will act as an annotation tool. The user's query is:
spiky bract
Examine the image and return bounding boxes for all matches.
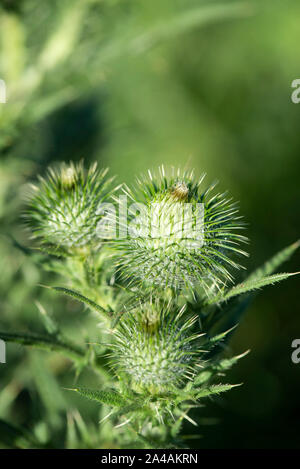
[27,161,114,253]
[110,302,203,393]
[114,167,248,294]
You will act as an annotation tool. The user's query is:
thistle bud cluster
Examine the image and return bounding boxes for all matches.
[23,160,298,445]
[26,161,250,426]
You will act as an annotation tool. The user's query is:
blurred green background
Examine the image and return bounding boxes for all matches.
[0,0,299,448]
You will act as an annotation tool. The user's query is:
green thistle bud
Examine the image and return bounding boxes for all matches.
[26,161,114,254]
[110,302,203,393]
[114,167,248,294]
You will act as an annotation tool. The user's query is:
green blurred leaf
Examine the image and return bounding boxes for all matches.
[38,1,87,72]
[30,353,66,426]
[35,301,59,335]
[0,418,38,449]
[66,386,127,407]
[0,12,26,83]
[132,2,252,53]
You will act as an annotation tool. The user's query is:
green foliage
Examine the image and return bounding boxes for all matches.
[195,383,241,399]
[47,286,110,318]
[245,240,300,282]
[0,418,39,449]
[208,272,299,305]
[3,159,295,449]
[206,240,300,306]
[0,330,86,362]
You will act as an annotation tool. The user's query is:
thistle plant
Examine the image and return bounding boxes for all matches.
[114,167,248,295]
[1,160,298,449]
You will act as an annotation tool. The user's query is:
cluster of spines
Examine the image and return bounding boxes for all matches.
[113,166,248,295]
[109,301,205,393]
[26,161,115,253]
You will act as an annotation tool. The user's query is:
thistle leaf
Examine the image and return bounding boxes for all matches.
[246,240,300,281]
[196,383,241,399]
[209,272,299,305]
[208,326,237,345]
[213,350,249,372]
[194,351,249,386]
[0,331,85,362]
[66,386,127,407]
[47,286,109,316]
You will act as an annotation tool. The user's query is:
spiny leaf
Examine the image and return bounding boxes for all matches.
[66,386,127,407]
[209,272,299,305]
[194,351,249,386]
[214,350,250,371]
[246,240,300,281]
[222,272,299,302]
[45,285,109,316]
[196,383,241,399]
[208,325,237,345]
[0,330,112,380]
[0,330,85,361]
[204,242,300,336]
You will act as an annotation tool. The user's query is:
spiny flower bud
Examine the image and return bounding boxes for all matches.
[26,161,114,253]
[114,167,248,294]
[110,302,203,393]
